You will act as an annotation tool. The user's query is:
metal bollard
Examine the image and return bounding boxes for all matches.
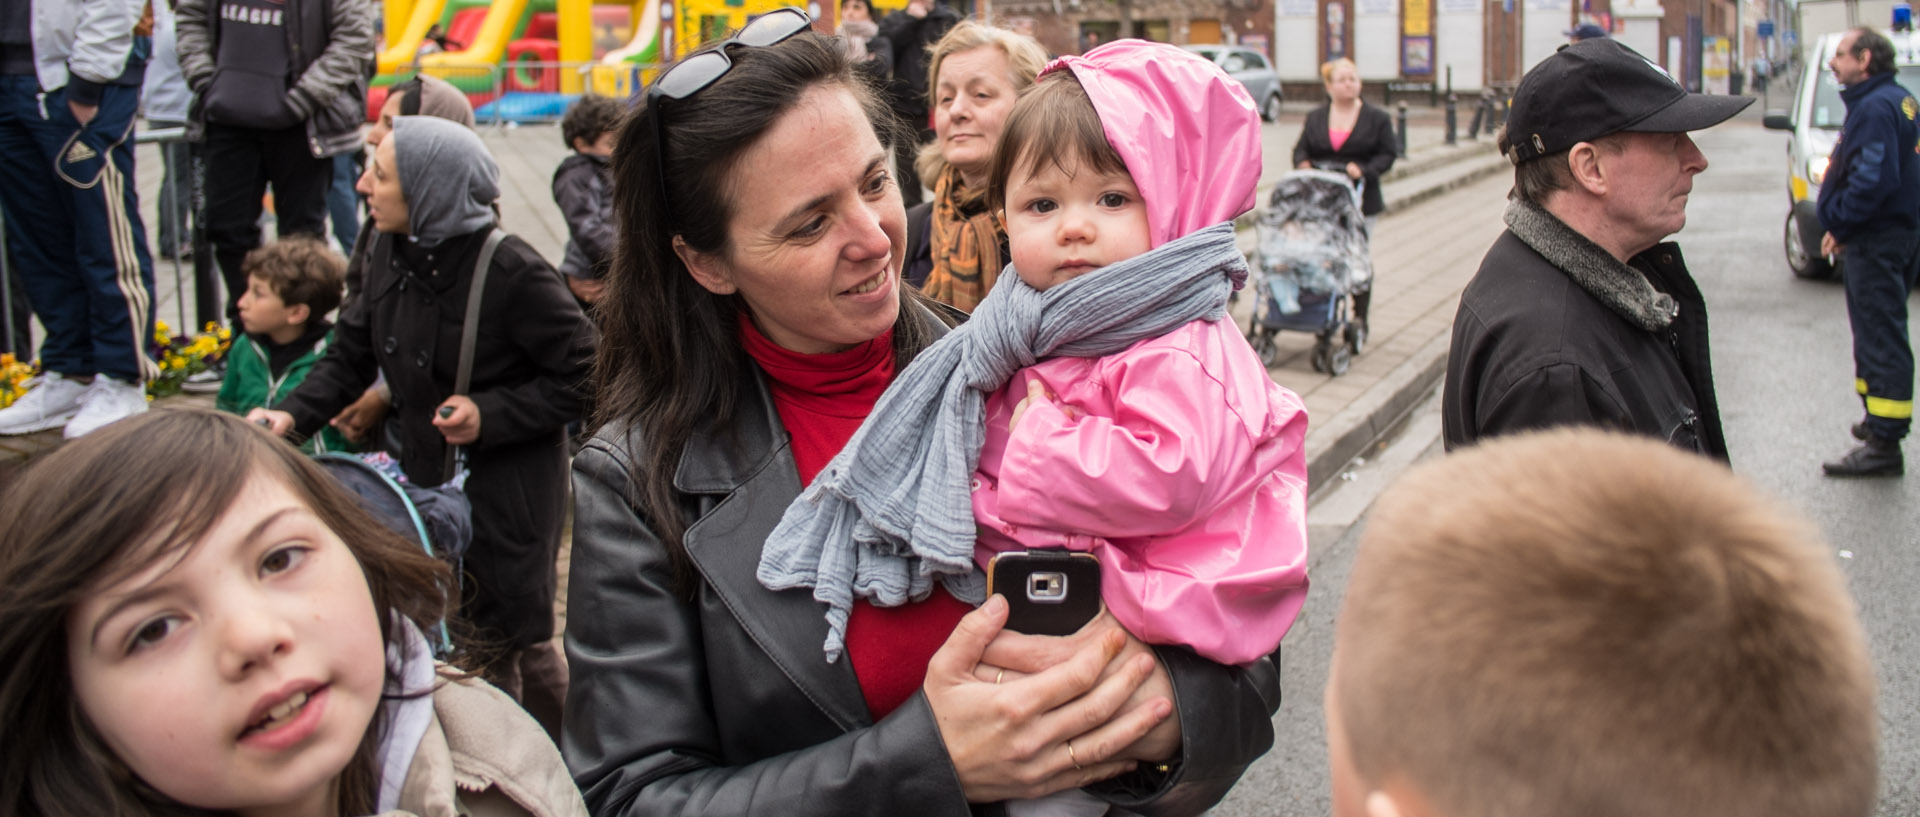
[1397,101,1409,156]
[1445,93,1458,146]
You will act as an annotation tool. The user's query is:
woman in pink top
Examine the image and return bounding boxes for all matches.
[1291,57,1398,331]
[972,41,1311,674]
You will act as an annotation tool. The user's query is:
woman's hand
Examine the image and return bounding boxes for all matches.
[1296,161,1312,170]
[330,387,391,443]
[246,408,295,437]
[432,395,482,445]
[925,596,1173,802]
[976,610,1182,763]
[1345,162,1363,181]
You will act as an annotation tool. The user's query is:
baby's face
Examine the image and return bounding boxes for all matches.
[1003,153,1151,291]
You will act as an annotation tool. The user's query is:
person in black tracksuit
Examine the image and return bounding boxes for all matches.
[875,0,959,207]
[1816,28,1920,478]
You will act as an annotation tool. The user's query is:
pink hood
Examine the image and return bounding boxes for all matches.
[1045,40,1263,249]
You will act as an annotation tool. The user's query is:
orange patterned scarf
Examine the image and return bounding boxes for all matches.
[922,166,1003,313]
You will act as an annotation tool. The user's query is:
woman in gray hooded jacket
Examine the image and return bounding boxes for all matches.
[253,117,597,739]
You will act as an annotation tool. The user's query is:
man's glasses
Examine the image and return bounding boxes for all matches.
[648,7,813,224]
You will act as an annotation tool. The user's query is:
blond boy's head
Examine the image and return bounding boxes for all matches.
[1329,430,1878,817]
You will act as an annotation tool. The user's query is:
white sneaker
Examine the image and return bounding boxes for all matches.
[63,376,149,440]
[0,372,88,435]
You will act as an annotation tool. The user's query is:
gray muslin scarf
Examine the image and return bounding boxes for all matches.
[757,222,1248,661]
[391,116,499,248]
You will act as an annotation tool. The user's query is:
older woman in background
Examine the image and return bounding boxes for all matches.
[902,21,1047,312]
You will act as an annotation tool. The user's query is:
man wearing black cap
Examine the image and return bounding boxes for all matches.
[1442,38,1751,459]
[1816,27,1918,478]
[1566,22,1609,42]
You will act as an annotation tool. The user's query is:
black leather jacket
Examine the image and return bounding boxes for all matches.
[564,307,1281,817]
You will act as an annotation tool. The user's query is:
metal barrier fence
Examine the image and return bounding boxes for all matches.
[392,61,660,125]
[134,126,213,335]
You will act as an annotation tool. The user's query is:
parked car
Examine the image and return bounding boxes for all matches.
[1762,27,1920,279]
[1183,45,1285,122]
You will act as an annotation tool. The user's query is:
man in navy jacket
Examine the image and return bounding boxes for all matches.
[1818,27,1920,477]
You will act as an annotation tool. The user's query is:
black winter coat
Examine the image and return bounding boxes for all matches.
[1442,202,1728,460]
[876,2,961,122]
[565,306,1281,817]
[553,153,616,280]
[279,227,594,648]
[278,228,595,486]
[1290,103,1398,216]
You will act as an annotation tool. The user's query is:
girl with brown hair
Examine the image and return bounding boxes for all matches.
[0,410,585,817]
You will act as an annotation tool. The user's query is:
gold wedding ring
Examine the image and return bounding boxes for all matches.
[1066,740,1083,771]
[995,669,1005,684]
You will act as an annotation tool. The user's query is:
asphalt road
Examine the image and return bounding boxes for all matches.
[1211,114,1920,816]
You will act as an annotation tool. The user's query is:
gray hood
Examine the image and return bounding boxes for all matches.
[392,116,499,247]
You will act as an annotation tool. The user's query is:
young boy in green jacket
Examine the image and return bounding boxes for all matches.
[216,236,352,453]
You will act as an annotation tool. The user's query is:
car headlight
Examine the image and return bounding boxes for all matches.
[1809,155,1829,185]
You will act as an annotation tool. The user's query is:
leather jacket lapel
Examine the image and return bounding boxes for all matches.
[677,365,872,731]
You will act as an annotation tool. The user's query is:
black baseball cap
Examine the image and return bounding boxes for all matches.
[1504,38,1753,164]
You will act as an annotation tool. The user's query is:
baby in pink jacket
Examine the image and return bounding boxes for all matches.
[973,42,1310,675]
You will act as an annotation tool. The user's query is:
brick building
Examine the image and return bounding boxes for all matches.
[978,0,1277,59]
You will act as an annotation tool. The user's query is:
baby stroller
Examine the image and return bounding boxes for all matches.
[1245,167,1373,376]
[313,452,472,655]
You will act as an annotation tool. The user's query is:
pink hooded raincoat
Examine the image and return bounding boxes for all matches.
[971,41,1310,666]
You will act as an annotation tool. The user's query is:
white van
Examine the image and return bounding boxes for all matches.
[1762,28,1920,278]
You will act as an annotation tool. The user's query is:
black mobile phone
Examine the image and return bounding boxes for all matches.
[985,550,1102,636]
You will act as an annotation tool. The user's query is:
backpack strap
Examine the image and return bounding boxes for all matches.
[442,228,507,480]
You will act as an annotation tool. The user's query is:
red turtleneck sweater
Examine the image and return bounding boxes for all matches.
[739,316,973,721]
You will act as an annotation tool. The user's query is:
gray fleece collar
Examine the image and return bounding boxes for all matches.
[1503,197,1678,332]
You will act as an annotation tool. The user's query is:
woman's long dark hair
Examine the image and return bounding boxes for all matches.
[0,410,454,817]
[596,31,944,597]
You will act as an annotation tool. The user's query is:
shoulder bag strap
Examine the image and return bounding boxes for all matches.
[443,228,507,480]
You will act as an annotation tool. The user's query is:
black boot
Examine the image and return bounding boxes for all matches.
[1822,436,1904,477]
[1851,421,1869,441]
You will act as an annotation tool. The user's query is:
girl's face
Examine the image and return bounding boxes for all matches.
[66,473,387,817]
[678,85,904,355]
[934,46,1021,183]
[842,0,871,23]
[1003,151,1152,292]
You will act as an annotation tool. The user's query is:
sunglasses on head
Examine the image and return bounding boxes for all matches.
[647,7,814,223]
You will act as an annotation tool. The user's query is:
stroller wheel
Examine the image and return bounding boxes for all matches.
[1311,339,1331,373]
[1328,341,1352,376]
[1251,329,1279,367]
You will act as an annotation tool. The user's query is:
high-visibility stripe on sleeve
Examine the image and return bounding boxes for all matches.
[1865,395,1914,419]
[1857,378,1870,395]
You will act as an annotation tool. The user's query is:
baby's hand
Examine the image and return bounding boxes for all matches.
[1010,380,1054,431]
